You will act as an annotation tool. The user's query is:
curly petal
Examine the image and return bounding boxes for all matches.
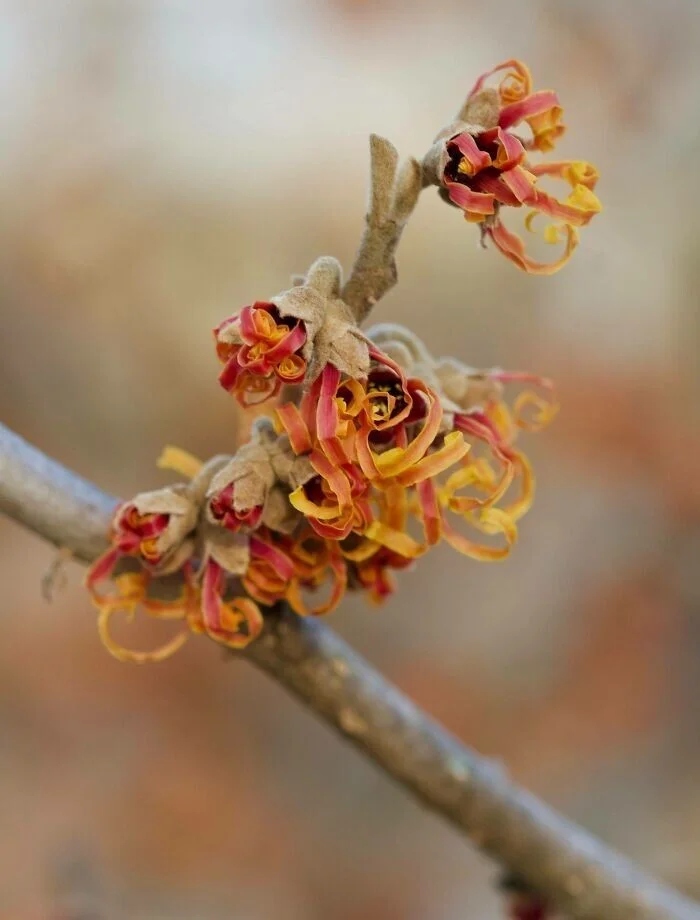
[468,59,533,106]
[487,219,579,275]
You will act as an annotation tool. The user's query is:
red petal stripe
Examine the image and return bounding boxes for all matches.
[498,90,561,131]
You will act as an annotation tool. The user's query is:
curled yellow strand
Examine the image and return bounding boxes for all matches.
[94,573,191,664]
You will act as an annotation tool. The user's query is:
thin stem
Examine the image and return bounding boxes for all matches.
[1,421,698,920]
[341,135,422,324]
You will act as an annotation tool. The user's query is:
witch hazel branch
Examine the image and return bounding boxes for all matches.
[86,59,601,663]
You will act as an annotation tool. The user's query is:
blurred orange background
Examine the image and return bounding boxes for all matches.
[1,1,699,917]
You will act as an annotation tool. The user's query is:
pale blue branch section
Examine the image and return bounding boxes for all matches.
[0,423,116,561]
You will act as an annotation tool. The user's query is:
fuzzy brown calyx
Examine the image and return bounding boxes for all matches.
[309,297,369,381]
[187,454,232,502]
[260,485,299,535]
[433,357,504,412]
[422,90,501,191]
[85,452,232,591]
[456,87,500,131]
[201,526,251,576]
[366,322,447,402]
[206,420,278,523]
[422,122,487,191]
[366,322,503,417]
[268,441,315,491]
[117,485,199,576]
[272,257,370,382]
[205,419,308,536]
[366,322,432,368]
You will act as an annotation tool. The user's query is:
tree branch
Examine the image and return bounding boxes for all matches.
[341,135,422,324]
[1,421,698,920]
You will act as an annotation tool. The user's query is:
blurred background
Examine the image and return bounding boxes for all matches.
[1,0,700,917]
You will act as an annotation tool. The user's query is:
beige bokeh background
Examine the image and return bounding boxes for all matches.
[1,1,700,917]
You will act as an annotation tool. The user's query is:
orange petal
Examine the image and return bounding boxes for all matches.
[417,479,441,546]
[452,132,492,175]
[216,597,264,650]
[501,450,535,523]
[468,59,533,105]
[498,90,561,133]
[488,220,578,275]
[309,451,353,508]
[317,364,351,466]
[499,166,537,204]
[446,181,496,216]
[529,160,599,190]
[276,353,307,382]
[287,553,347,617]
[441,507,516,561]
[478,127,526,171]
[85,545,121,589]
[341,538,381,563]
[289,486,344,521]
[275,402,313,454]
[396,431,469,487]
[372,383,442,478]
[97,601,189,663]
[531,183,601,227]
[362,521,425,559]
[492,371,559,432]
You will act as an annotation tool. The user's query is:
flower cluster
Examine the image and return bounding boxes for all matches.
[87,307,556,661]
[85,60,593,662]
[427,59,601,273]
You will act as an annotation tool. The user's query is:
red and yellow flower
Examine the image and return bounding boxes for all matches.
[113,504,172,563]
[290,457,373,541]
[86,487,198,588]
[439,60,601,274]
[201,558,264,649]
[275,346,539,578]
[276,353,456,555]
[468,58,565,153]
[208,481,264,532]
[241,529,348,617]
[215,301,308,406]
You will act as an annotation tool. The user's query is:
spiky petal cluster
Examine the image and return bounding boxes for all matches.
[216,301,308,406]
[87,305,556,661]
[429,59,601,273]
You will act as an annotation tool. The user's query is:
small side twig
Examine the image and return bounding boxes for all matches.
[42,546,73,602]
[1,421,699,920]
[341,134,422,324]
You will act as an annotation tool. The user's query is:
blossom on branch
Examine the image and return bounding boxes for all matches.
[86,486,198,585]
[425,59,601,273]
[215,301,308,406]
[85,59,594,662]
